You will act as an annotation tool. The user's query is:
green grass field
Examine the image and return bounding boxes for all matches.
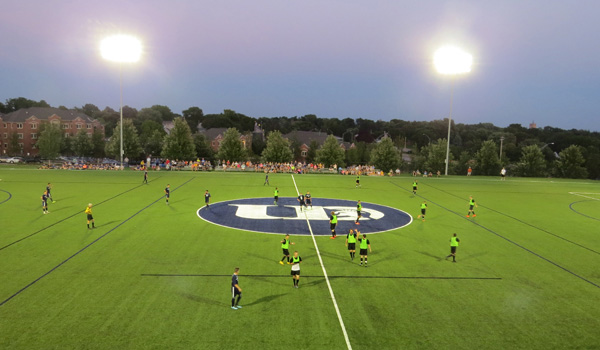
[0,167,599,349]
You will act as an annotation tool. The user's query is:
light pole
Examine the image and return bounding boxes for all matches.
[100,34,142,170]
[499,136,505,160]
[540,142,554,150]
[434,46,472,175]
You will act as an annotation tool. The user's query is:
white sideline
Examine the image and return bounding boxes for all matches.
[291,174,352,350]
[568,192,600,201]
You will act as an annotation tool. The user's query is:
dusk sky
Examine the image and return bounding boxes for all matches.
[2,1,599,131]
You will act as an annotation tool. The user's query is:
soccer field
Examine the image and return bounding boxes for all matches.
[0,168,599,349]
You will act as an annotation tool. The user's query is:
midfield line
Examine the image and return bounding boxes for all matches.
[291,174,352,350]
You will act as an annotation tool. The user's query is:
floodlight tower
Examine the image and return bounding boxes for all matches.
[434,46,472,175]
[100,34,142,169]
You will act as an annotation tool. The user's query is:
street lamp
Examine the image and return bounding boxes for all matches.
[434,46,472,175]
[100,34,142,169]
[499,136,505,160]
[540,142,554,150]
[422,133,431,145]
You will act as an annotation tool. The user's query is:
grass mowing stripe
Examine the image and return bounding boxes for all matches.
[0,189,12,205]
[390,181,600,290]
[0,176,162,252]
[421,181,600,256]
[291,174,353,350]
[569,200,600,221]
[0,177,193,307]
[141,274,502,280]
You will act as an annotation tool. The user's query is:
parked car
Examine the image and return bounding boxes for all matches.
[6,157,24,163]
[0,156,9,163]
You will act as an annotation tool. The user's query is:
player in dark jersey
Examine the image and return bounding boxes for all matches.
[41,191,49,214]
[205,190,211,208]
[305,191,312,209]
[165,184,170,204]
[345,229,358,260]
[355,200,362,225]
[143,170,148,184]
[297,193,306,212]
[46,183,55,203]
[231,267,242,309]
[264,172,269,186]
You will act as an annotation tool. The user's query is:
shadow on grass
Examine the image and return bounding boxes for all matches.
[180,293,227,307]
[94,220,119,229]
[460,251,488,261]
[303,277,326,287]
[245,293,288,306]
[415,250,444,262]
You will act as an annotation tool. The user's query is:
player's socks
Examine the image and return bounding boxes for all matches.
[87,224,90,229]
[349,252,352,259]
[364,258,367,266]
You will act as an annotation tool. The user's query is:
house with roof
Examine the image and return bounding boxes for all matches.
[0,107,105,156]
[197,126,253,152]
[283,130,352,161]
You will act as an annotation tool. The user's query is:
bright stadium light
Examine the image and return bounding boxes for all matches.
[434,45,472,176]
[100,35,142,63]
[100,34,142,170]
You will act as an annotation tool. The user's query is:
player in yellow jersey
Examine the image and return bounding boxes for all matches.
[85,203,95,229]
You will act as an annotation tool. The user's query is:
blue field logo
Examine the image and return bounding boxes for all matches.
[197,197,412,236]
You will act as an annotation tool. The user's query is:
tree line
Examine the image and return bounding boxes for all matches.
[3,97,599,179]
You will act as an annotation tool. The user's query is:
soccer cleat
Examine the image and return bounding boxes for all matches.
[466,215,470,217]
[422,219,425,222]
[330,236,335,239]
[417,215,421,219]
[355,222,360,225]
[231,306,238,310]
[235,305,242,309]
[472,214,477,217]
[279,261,284,265]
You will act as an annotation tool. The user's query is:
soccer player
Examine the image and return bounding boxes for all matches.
[417,201,427,221]
[279,234,295,265]
[345,229,357,260]
[204,190,211,208]
[412,180,418,195]
[41,191,49,214]
[329,211,338,239]
[290,251,302,288]
[85,203,95,229]
[142,170,148,184]
[305,191,312,209]
[297,192,306,212]
[446,233,460,262]
[231,267,242,309]
[46,183,55,202]
[264,172,270,186]
[501,167,507,181]
[466,196,478,217]
[165,184,170,204]
[355,200,362,225]
[467,167,472,176]
[355,174,361,188]
[273,187,279,205]
[358,233,371,267]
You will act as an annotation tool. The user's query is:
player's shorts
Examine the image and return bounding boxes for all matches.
[501,174,505,178]
[413,186,417,190]
[232,287,241,297]
[166,194,170,198]
[306,199,312,204]
[347,243,356,250]
[299,201,305,206]
[469,205,474,210]
[205,199,210,203]
[42,201,47,207]
[282,249,290,256]
[451,246,457,254]
[421,209,426,215]
[274,196,278,200]
[330,223,337,230]
[291,270,300,276]
[360,249,368,256]
[87,214,93,220]
[357,211,361,217]
[356,180,360,184]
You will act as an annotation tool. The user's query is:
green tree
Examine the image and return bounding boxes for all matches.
[37,124,62,159]
[91,129,105,158]
[182,106,204,132]
[316,135,345,167]
[139,120,166,156]
[370,137,399,171]
[161,117,196,160]
[306,140,320,163]
[262,130,293,163]
[217,128,246,161]
[475,140,501,175]
[516,145,546,177]
[79,103,100,118]
[193,133,215,162]
[7,132,22,156]
[4,97,50,112]
[61,135,73,156]
[72,130,93,157]
[105,119,142,160]
[423,139,449,173]
[554,145,587,179]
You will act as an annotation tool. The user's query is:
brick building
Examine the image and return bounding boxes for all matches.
[0,107,105,156]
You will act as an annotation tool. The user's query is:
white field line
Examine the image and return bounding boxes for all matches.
[568,192,600,201]
[291,174,352,350]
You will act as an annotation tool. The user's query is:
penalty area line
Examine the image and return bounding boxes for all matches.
[291,174,352,350]
[141,273,502,280]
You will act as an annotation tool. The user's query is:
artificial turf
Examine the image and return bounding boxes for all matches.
[0,166,599,349]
